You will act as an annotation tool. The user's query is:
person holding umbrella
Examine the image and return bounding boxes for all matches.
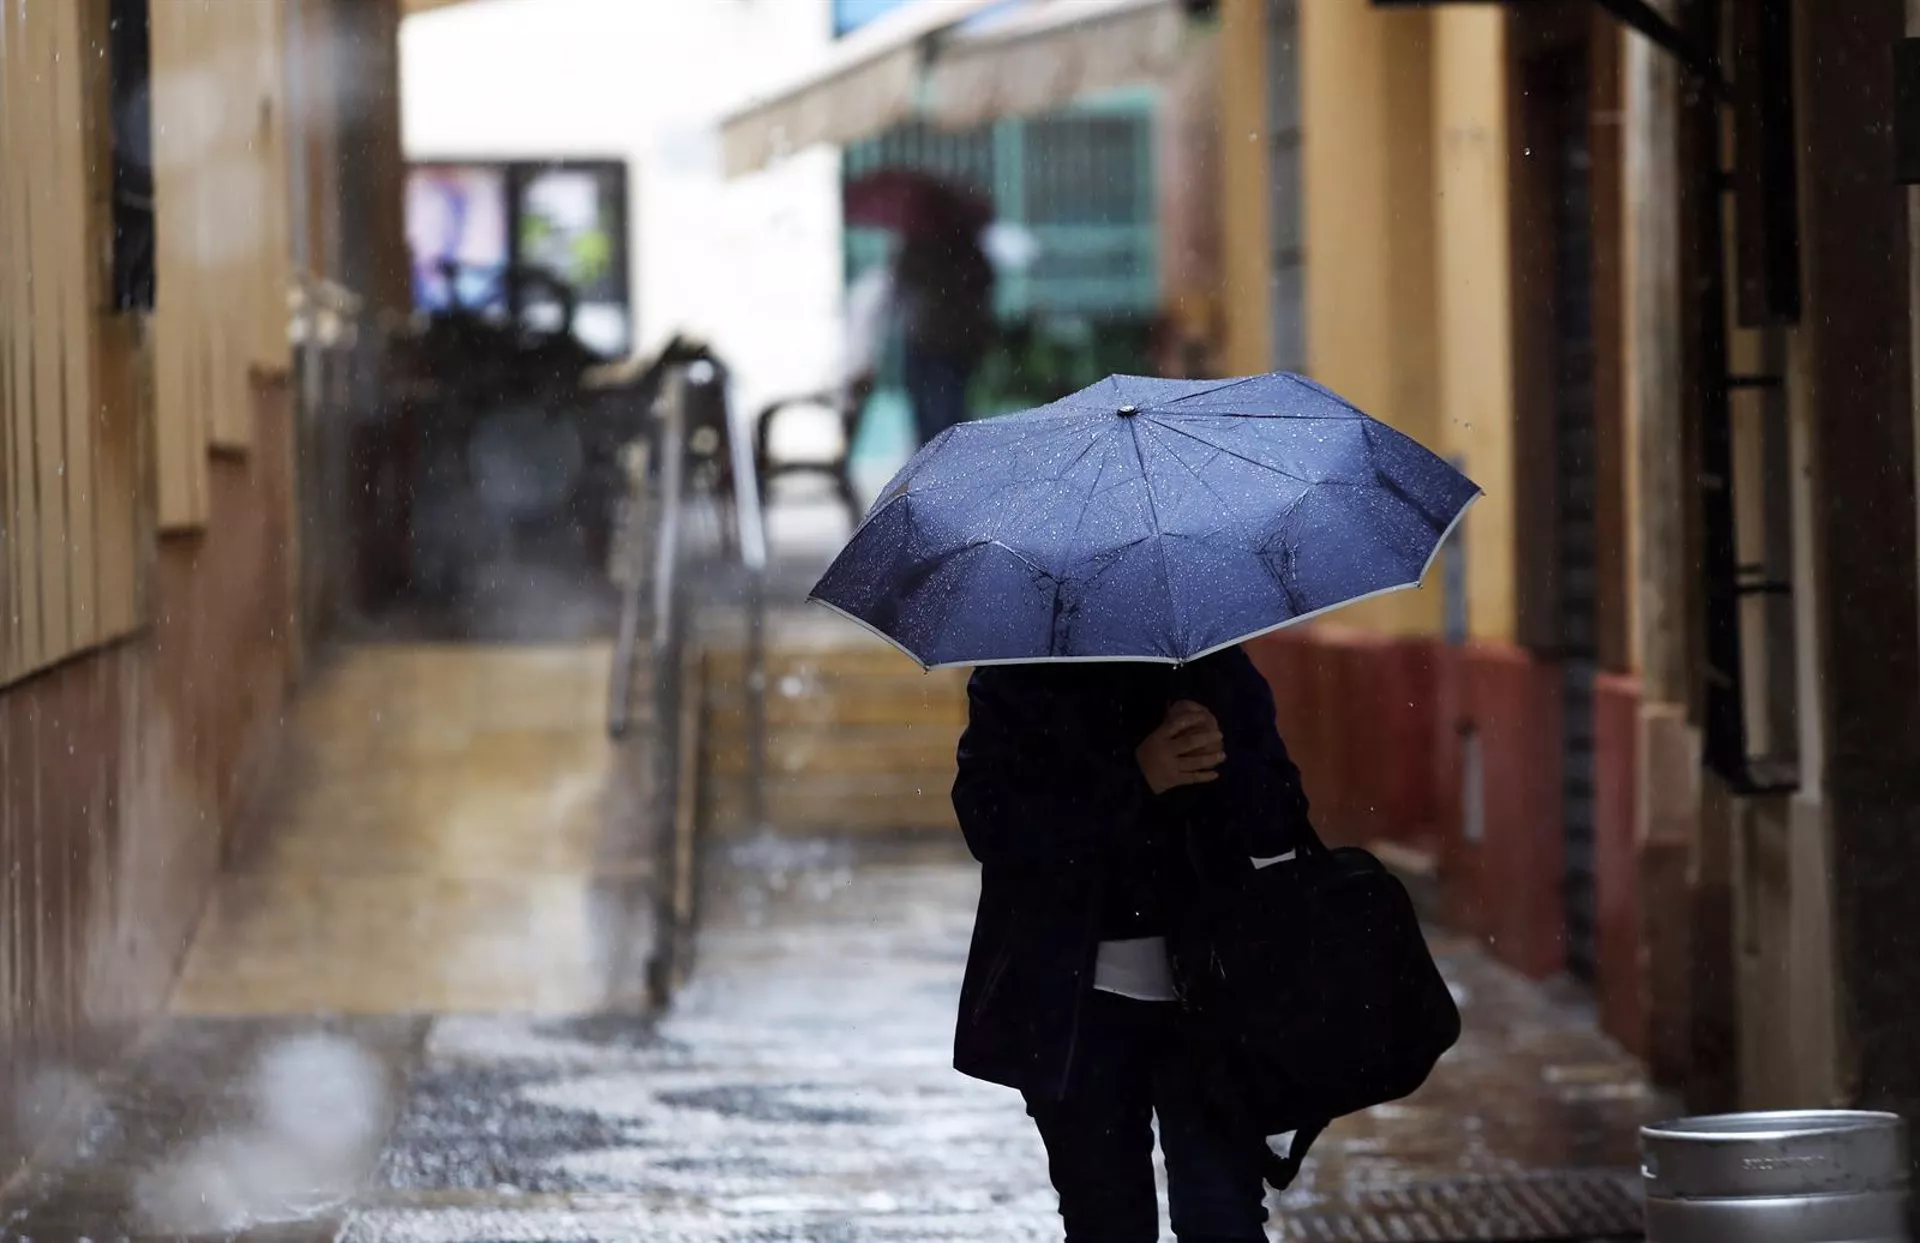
[842,168,996,446]
[950,653,1313,1241]
[810,373,1481,1240]
[893,207,993,445]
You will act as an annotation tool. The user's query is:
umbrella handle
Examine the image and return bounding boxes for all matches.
[1165,663,1193,710]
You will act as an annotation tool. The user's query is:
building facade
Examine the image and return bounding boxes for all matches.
[0,0,408,1181]
[1217,0,1920,1139]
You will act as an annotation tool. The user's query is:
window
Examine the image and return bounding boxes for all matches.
[843,102,1157,318]
[107,0,155,312]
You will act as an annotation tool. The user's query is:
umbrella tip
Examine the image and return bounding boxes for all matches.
[1117,404,1139,417]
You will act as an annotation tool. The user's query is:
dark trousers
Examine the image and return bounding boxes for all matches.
[1023,992,1269,1243]
[901,344,973,446]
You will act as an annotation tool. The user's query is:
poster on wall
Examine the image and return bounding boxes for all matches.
[516,165,629,356]
[404,159,631,357]
[406,164,511,317]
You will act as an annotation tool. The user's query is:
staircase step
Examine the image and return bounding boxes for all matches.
[696,638,968,835]
[708,731,957,777]
[705,646,956,681]
[708,689,967,731]
[708,771,959,835]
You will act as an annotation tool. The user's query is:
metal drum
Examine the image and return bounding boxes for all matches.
[1642,1110,1910,1243]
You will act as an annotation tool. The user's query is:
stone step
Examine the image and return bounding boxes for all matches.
[695,638,967,835]
[708,771,960,835]
[707,730,958,777]
[703,645,954,681]
[706,686,968,731]
[701,643,966,728]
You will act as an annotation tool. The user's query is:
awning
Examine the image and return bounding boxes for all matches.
[720,0,1195,177]
[720,0,1003,178]
[927,0,1190,130]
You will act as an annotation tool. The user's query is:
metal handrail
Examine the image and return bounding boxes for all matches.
[646,367,692,1006]
[605,440,651,741]
[726,380,769,834]
[605,356,768,1010]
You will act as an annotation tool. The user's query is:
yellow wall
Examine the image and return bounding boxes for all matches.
[1298,0,1439,635]
[1217,0,1518,643]
[2,0,311,684]
[152,0,297,530]
[1217,0,1272,379]
[0,0,146,684]
[1432,9,1516,644]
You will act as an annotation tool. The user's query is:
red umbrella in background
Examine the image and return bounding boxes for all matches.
[843,167,992,236]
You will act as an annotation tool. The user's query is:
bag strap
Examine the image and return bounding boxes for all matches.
[1260,1119,1327,1191]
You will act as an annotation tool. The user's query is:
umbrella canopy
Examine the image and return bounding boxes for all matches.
[810,372,1482,668]
[843,167,992,236]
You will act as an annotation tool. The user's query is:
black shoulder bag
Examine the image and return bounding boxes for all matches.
[1172,821,1462,1191]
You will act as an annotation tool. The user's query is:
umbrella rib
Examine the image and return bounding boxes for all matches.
[1181,490,1483,664]
[1149,418,1317,486]
[916,538,1055,665]
[1030,397,1119,419]
[994,470,1087,546]
[1059,430,1109,492]
[1254,485,1317,602]
[945,415,1107,490]
[977,426,1114,544]
[1144,422,1240,516]
[1153,372,1266,410]
[1282,372,1376,420]
[1251,527,1311,619]
[892,430,1055,505]
[1065,438,1118,545]
[1127,416,1184,658]
[1365,430,1455,533]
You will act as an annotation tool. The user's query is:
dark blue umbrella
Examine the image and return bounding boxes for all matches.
[811,373,1481,668]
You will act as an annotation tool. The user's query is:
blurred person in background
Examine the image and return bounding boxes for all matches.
[893,206,995,446]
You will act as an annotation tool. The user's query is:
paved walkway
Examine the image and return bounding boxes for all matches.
[2,628,1663,1242]
[176,643,651,1017]
[5,831,1658,1243]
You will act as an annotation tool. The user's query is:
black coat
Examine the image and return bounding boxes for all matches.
[949,646,1313,1100]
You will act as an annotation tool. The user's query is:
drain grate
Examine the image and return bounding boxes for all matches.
[1279,1169,1644,1242]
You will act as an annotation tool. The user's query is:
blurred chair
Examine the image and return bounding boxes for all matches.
[753,373,873,530]
[583,334,742,561]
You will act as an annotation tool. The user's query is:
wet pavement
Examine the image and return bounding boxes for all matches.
[2,560,1664,1241]
[4,821,1661,1242]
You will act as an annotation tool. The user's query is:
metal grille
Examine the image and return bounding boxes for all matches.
[1540,46,1600,983]
[844,120,995,197]
[1279,1170,1643,1243]
[843,106,1160,317]
[1022,114,1148,225]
